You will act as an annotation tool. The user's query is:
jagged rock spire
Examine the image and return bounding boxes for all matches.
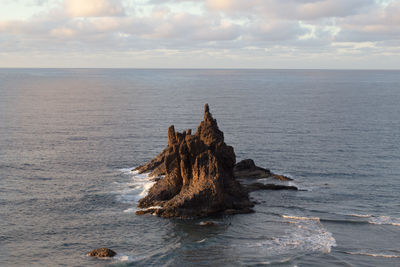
[205,103,210,113]
[134,104,253,218]
[196,103,224,146]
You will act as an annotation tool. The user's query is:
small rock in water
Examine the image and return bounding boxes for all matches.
[200,221,215,226]
[87,248,116,258]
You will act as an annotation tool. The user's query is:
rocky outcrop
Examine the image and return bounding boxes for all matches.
[234,159,292,181]
[134,104,253,218]
[87,248,116,258]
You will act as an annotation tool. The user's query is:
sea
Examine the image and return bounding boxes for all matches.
[0,69,399,267]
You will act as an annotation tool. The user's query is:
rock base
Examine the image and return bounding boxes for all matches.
[87,248,116,258]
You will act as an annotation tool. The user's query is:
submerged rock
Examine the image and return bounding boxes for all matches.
[87,248,116,258]
[134,104,254,218]
[245,183,298,192]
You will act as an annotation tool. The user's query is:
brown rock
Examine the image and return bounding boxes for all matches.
[87,248,116,258]
[271,174,293,181]
[134,104,253,218]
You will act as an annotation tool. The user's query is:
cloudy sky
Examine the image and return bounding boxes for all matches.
[0,0,399,68]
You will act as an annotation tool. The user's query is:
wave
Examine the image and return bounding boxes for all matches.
[282,215,320,221]
[348,214,400,226]
[368,216,400,226]
[281,215,336,254]
[345,251,400,258]
[240,215,336,256]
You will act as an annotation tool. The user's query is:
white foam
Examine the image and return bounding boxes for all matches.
[346,251,400,258]
[258,258,292,265]
[368,216,400,226]
[282,215,320,221]
[114,254,149,263]
[279,215,336,253]
[119,167,138,174]
[117,255,132,261]
[139,205,163,211]
[242,215,336,255]
[116,167,156,207]
[123,207,137,213]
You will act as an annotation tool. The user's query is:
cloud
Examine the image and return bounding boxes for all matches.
[335,1,400,42]
[64,0,124,17]
[0,0,399,68]
[200,0,376,20]
[50,26,75,38]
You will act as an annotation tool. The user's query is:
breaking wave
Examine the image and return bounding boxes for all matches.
[240,215,336,256]
[348,214,400,226]
[115,167,157,212]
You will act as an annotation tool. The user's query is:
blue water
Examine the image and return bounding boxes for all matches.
[0,69,399,266]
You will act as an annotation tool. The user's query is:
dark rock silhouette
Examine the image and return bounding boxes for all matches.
[87,248,116,258]
[134,104,254,218]
[233,159,292,181]
[245,183,298,192]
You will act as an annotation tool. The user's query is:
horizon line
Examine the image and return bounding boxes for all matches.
[1,67,399,71]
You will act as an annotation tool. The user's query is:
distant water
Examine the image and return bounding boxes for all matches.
[1,69,399,266]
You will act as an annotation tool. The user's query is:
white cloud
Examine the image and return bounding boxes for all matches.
[0,0,399,68]
[64,0,124,17]
[200,0,376,20]
[335,1,400,42]
[50,26,76,38]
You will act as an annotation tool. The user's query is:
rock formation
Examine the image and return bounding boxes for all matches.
[87,248,116,258]
[233,159,292,181]
[233,159,297,191]
[134,104,254,218]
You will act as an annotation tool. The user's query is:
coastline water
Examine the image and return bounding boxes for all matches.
[0,69,399,266]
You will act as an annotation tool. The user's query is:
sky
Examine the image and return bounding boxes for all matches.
[0,0,399,69]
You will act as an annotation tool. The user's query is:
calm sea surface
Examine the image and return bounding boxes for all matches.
[0,69,399,266]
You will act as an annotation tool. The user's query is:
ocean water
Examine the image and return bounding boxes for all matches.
[0,69,399,267]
